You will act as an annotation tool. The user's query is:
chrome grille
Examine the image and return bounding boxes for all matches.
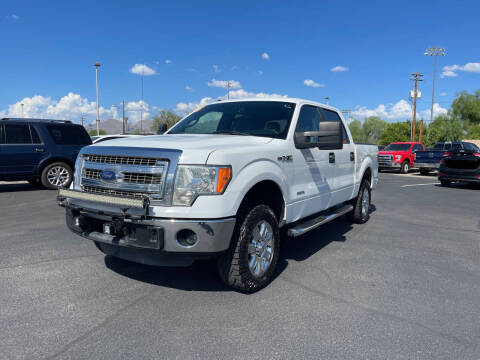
[378,154,393,161]
[82,168,100,179]
[85,154,158,166]
[82,185,147,199]
[123,172,162,184]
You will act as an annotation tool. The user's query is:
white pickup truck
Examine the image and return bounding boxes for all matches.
[58,98,378,292]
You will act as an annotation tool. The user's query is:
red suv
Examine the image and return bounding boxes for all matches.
[378,142,425,174]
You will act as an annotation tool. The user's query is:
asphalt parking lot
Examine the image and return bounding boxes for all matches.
[0,173,479,360]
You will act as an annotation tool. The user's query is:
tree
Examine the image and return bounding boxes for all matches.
[378,121,411,145]
[151,110,182,132]
[424,114,463,147]
[89,129,106,136]
[465,124,480,139]
[451,89,480,126]
[348,120,364,143]
[361,116,387,144]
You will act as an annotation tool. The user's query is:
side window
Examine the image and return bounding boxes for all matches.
[444,143,452,150]
[5,124,32,144]
[321,108,349,143]
[30,125,42,144]
[295,105,321,132]
[0,125,4,144]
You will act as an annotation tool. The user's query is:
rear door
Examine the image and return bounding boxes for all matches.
[0,123,44,176]
[321,108,355,205]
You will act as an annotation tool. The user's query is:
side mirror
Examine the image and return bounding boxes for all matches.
[294,121,343,150]
[156,123,168,135]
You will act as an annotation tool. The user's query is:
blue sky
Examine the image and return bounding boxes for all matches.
[1,0,479,124]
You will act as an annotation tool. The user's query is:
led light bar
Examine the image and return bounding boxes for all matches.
[58,188,147,209]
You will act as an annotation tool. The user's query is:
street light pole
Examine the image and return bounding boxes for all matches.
[94,62,101,136]
[424,47,445,122]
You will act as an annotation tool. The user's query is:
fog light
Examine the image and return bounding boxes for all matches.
[73,215,88,231]
[176,229,198,247]
[103,223,112,235]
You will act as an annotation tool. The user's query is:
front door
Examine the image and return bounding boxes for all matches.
[289,105,335,222]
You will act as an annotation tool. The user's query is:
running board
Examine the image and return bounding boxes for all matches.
[287,204,354,237]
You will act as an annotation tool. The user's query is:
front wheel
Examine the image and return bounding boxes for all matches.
[349,180,371,224]
[41,162,73,189]
[400,161,410,174]
[440,179,451,187]
[217,204,280,293]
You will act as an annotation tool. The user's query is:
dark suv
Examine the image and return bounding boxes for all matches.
[0,118,91,189]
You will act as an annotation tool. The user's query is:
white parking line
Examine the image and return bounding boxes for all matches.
[401,183,440,188]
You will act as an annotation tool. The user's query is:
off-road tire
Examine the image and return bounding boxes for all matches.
[40,162,73,189]
[217,204,280,293]
[400,161,410,174]
[349,180,371,224]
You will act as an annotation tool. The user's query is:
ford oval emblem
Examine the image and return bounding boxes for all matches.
[99,170,116,181]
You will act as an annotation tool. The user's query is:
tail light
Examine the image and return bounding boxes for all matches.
[440,159,445,165]
[473,153,480,157]
[443,152,452,156]
[438,172,446,176]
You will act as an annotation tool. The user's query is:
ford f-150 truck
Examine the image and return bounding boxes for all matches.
[414,142,478,175]
[58,98,378,292]
[378,142,425,174]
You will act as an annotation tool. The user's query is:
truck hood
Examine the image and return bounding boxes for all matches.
[379,150,410,155]
[88,134,273,164]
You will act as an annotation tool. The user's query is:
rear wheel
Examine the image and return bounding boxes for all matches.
[349,180,371,224]
[419,168,430,176]
[217,204,280,293]
[400,161,410,174]
[440,180,451,187]
[41,162,73,189]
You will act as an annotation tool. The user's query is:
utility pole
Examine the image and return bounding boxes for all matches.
[122,100,126,134]
[21,103,24,117]
[419,118,424,144]
[94,62,101,136]
[227,81,230,100]
[410,72,423,142]
[324,96,329,105]
[140,70,144,133]
[424,47,446,122]
[80,116,85,127]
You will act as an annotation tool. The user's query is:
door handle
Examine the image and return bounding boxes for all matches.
[350,152,355,161]
[329,152,335,164]
[34,148,44,153]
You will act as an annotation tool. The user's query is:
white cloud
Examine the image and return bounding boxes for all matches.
[213,64,220,73]
[207,79,242,89]
[175,89,288,114]
[261,52,270,60]
[440,92,447,96]
[124,100,150,121]
[185,85,194,92]
[10,14,19,20]
[303,79,324,88]
[0,93,121,122]
[420,103,448,120]
[331,65,349,72]
[129,64,156,76]
[165,59,172,64]
[351,99,448,121]
[441,62,480,78]
[258,70,263,76]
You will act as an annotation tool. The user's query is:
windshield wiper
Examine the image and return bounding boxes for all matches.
[212,130,250,136]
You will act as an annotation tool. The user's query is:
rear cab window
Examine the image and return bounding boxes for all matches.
[46,125,92,145]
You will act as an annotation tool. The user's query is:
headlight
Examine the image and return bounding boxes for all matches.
[395,155,402,162]
[172,165,232,206]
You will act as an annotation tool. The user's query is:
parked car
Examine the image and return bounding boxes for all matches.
[415,141,478,175]
[378,142,425,173]
[91,134,146,144]
[57,98,378,292]
[438,143,480,186]
[0,118,91,189]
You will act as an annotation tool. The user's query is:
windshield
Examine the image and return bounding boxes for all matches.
[168,101,296,139]
[384,143,411,151]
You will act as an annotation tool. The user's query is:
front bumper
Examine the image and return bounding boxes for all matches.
[59,194,236,267]
[415,162,439,170]
[438,170,480,183]
[378,161,401,169]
